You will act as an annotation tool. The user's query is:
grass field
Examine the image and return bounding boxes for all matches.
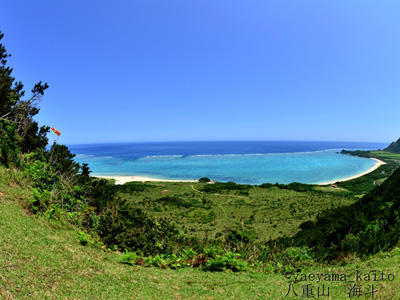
[1,169,400,299]
[369,151,400,160]
[342,150,400,163]
[117,182,355,241]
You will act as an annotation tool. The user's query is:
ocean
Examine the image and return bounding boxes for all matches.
[69,141,388,185]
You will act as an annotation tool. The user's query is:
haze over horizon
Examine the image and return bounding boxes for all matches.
[1,0,399,144]
[66,140,390,147]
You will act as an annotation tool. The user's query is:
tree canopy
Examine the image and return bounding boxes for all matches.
[0,31,50,155]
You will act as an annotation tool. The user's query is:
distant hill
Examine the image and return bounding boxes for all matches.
[385,138,400,153]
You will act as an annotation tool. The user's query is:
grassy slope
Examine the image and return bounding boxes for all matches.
[118,182,354,241]
[369,151,400,160]
[1,168,400,299]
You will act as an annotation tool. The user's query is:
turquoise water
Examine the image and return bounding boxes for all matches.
[70,141,385,185]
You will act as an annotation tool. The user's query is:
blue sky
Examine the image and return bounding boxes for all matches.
[1,0,399,144]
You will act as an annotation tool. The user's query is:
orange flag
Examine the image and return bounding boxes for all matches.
[51,127,61,136]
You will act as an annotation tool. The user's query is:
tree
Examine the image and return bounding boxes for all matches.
[0,119,20,167]
[47,143,80,176]
[0,31,50,154]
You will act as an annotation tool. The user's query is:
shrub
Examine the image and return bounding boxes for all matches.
[285,246,313,262]
[199,177,211,183]
[86,178,116,212]
[117,182,148,193]
[44,204,63,221]
[119,251,138,265]
[259,183,274,189]
[201,182,252,193]
[259,182,314,192]
[145,254,168,268]
[24,160,58,191]
[98,200,181,255]
[204,252,248,272]
[180,248,197,260]
[203,245,224,258]
[226,229,256,247]
[78,231,89,246]
[30,188,51,213]
[258,245,271,261]
[166,253,189,269]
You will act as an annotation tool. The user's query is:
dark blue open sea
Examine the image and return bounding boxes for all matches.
[69,141,388,185]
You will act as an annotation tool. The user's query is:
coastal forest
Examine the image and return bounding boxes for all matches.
[1,31,400,299]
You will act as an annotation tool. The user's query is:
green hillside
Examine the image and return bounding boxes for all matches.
[385,138,400,153]
[2,166,400,299]
[292,166,400,259]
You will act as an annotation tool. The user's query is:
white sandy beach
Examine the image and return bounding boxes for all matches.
[96,158,386,186]
[317,158,386,185]
[95,175,198,185]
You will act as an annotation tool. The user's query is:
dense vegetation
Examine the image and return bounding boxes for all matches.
[291,166,400,260]
[336,162,398,196]
[3,174,400,298]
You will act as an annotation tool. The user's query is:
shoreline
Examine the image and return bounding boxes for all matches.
[95,158,386,186]
[316,158,386,185]
[95,175,198,185]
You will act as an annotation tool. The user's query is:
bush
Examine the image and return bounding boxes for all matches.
[158,196,197,208]
[259,183,274,189]
[78,231,90,246]
[86,178,116,212]
[119,251,138,265]
[166,253,189,269]
[199,177,211,183]
[30,188,51,213]
[204,252,248,272]
[203,245,224,258]
[259,182,314,192]
[118,182,147,193]
[24,160,58,191]
[143,254,167,268]
[44,204,63,221]
[180,248,197,260]
[98,200,181,255]
[226,229,256,247]
[285,246,313,262]
[201,182,252,193]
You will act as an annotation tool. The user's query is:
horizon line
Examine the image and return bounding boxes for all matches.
[66,139,391,147]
